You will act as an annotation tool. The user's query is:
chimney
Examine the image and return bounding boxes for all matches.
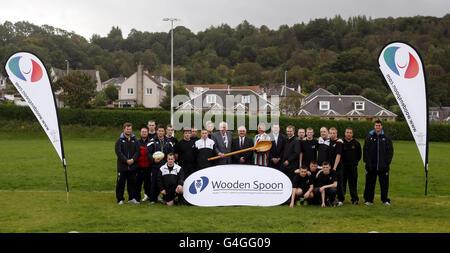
[136,63,143,105]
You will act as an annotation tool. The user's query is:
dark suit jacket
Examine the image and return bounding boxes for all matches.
[268,133,287,169]
[231,136,254,164]
[211,131,233,165]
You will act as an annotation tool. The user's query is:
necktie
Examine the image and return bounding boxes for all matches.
[223,134,227,147]
[240,137,243,148]
[275,135,278,146]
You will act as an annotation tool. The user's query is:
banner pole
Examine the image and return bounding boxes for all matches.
[63,159,69,202]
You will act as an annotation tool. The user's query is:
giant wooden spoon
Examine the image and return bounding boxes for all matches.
[207,140,272,161]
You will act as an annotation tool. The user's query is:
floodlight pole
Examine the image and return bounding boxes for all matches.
[163,18,180,126]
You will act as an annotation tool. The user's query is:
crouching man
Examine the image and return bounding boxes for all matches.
[290,166,314,208]
[314,162,338,207]
[157,153,185,206]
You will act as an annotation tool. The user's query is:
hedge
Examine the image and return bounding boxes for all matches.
[0,104,449,142]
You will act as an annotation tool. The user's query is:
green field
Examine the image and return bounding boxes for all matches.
[0,126,449,233]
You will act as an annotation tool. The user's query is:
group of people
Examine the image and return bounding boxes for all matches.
[115,119,393,208]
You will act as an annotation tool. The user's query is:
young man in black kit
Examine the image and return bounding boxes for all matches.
[317,126,331,169]
[174,128,196,179]
[328,127,345,206]
[296,160,320,205]
[115,122,140,205]
[314,162,338,207]
[166,124,178,147]
[157,153,185,206]
[290,166,314,208]
[147,120,157,140]
[299,128,318,170]
[147,125,175,205]
[342,127,362,205]
[363,120,394,206]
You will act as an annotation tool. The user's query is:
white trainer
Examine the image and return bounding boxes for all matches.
[142,194,149,202]
[364,201,373,206]
[118,200,124,205]
[337,201,344,206]
[383,202,391,206]
[128,199,140,204]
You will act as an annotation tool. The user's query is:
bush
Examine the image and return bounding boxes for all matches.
[0,104,449,142]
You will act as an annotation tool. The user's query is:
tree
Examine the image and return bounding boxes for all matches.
[93,91,108,107]
[54,71,96,108]
[160,83,189,110]
[104,84,118,103]
[280,92,304,116]
[232,62,263,85]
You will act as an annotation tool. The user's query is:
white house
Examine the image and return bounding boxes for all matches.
[117,64,166,108]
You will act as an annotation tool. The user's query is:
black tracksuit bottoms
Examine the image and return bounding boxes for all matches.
[136,167,151,200]
[336,169,345,202]
[364,169,390,203]
[149,166,161,202]
[116,170,138,202]
[343,165,359,202]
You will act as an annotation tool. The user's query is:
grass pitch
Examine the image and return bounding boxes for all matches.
[0,124,449,233]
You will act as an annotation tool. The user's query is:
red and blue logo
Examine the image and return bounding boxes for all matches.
[383,46,419,79]
[8,56,43,82]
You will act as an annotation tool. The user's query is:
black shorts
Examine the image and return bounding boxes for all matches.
[162,186,177,202]
[294,187,310,195]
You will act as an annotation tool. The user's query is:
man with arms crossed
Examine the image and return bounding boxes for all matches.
[300,128,318,170]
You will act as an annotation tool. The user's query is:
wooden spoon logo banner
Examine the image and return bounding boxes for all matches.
[183,165,292,207]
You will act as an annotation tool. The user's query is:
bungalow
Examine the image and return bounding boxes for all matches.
[299,88,397,121]
[177,85,279,116]
[429,107,450,123]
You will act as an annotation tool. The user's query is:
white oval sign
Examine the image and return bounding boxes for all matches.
[183,164,292,207]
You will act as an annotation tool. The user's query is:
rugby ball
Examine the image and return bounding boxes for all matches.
[152,151,165,159]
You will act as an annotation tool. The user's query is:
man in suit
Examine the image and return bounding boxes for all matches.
[269,124,286,170]
[281,125,301,182]
[211,121,233,165]
[231,126,254,164]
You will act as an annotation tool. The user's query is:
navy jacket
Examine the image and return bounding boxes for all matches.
[363,130,394,172]
[115,133,140,172]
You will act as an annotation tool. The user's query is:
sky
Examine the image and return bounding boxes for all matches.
[0,0,449,40]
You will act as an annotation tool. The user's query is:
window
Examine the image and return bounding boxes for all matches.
[127,88,133,95]
[354,101,365,111]
[319,101,330,111]
[430,111,439,119]
[194,87,204,94]
[242,95,250,104]
[206,94,216,104]
[146,88,152,95]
